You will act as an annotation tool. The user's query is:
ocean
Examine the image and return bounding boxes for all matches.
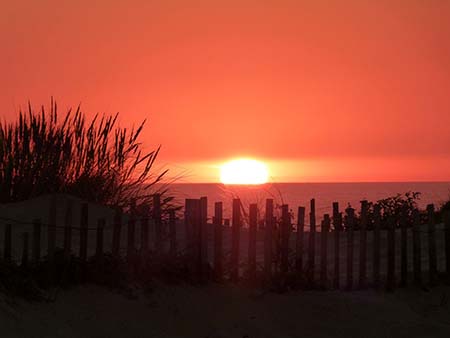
[169,182,450,218]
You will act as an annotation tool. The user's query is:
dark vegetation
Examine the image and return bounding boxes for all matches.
[0,99,176,213]
[351,191,422,230]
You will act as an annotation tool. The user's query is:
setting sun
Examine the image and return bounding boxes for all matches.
[220,159,269,185]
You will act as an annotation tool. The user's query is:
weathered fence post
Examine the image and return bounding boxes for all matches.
[200,196,208,276]
[4,224,12,262]
[214,202,223,282]
[308,199,316,284]
[185,199,201,279]
[320,214,330,289]
[112,208,122,258]
[346,207,355,291]
[264,199,274,282]
[22,232,29,267]
[359,200,368,289]
[127,209,136,261]
[231,199,241,282]
[249,203,258,281]
[48,195,57,264]
[191,199,203,280]
[33,219,41,264]
[281,204,290,275]
[427,204,437,286]
[373,204,381,288]
[400,206,408,287]
[80,203,89,263]
[185,199,193,254]
[141,212,149,255]
[445,210,450,278]
[386,216,396,291]
[153,194,162,253]
[333,202,341,289]
[96,218,105,260]
[169,210,177,256]
[64,200,73,260]
[296,206,305,279]
[412,209,422,286]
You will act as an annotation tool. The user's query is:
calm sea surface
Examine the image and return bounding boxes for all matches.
[169,182,450,218]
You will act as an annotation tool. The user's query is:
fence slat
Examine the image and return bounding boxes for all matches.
[169,210,177,256]
[185,199,200,279]
[359,200,368,289]
[249,204,258,281]
[387,216,396,291]
[373,204,381,288]
[412,209,422,286]
[127,214,136,261]
[346,207,355,290]
[153,194,162,253]
[445,210,450,278]
[48,195,57,263]
[64,200,73,260]
[214,202,223,282]
[191,199,202,280]
[320,214,330,289]
[112,209,122,257]
[296,206,305,278]
[96,218,105,260]
[332,203,341,289]
[22,232,29,267]
[4,224,12,261]
[33,219,41,263]
[281,204,290,274]
[264,199,274,282]
[184,200,192,254]
[200,196,208,276]
[79,203,88,263]
[400,207,408,287]
[231,199,241,282]
[427,204,437,286]
[308,199,316,284]
[141,216,149,255]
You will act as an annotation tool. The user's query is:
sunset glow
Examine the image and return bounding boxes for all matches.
[220,159,269,185]
[2,1,450,183]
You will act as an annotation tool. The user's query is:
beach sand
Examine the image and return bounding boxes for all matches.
[1,283,450,338]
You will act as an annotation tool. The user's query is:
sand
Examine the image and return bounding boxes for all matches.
[1,283,450,338]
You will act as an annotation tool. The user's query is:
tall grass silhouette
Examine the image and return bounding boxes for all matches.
[0,99,172,211]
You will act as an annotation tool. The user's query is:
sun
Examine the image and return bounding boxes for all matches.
[220,158,269,185]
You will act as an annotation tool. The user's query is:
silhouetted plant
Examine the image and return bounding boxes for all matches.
[350,192,421,229]
[0,99,175,212]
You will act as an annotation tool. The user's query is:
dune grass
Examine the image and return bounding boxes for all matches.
[0,99,175,213]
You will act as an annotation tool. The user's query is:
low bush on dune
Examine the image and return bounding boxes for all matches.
[344,192,422,230]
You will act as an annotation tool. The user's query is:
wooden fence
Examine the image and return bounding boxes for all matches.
[1,194,450,291]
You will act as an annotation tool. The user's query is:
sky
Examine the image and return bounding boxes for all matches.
[1,0,450,183]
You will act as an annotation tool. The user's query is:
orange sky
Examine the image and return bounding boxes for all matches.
[1,0,450,182]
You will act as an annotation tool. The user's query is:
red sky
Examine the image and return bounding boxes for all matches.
[1,0,450,182]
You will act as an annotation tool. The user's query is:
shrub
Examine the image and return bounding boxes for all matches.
[346,192,421,229]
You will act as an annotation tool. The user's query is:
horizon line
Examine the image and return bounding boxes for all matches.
[166,180,450,185]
